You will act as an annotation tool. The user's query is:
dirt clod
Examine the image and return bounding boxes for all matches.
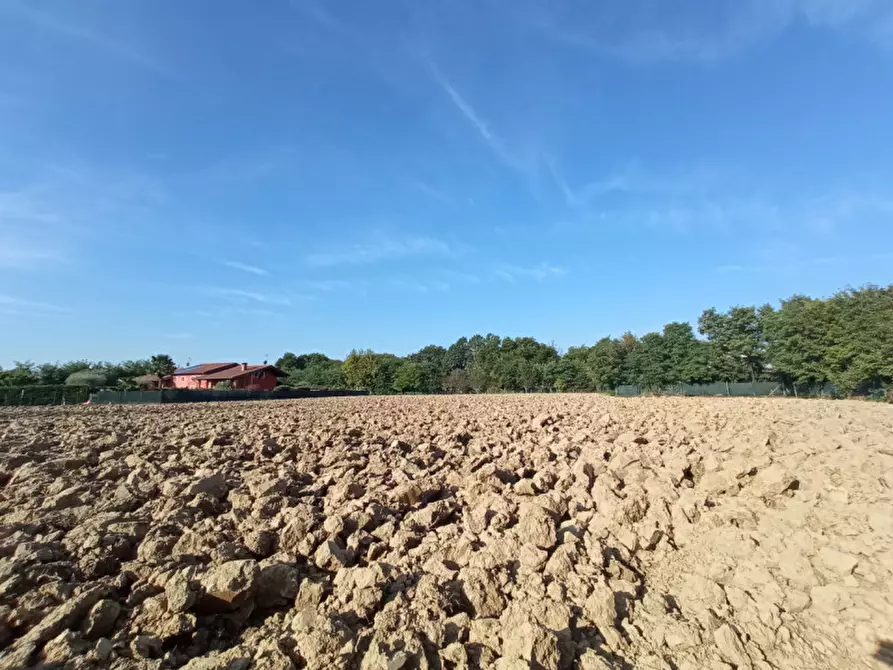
[0,395,891,669]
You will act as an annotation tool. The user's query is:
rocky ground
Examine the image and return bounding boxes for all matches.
[0,395,892,669]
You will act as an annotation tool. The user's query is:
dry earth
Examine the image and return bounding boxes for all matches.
[1,395,892,670]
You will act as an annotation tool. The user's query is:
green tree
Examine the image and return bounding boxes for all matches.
[148,354,176,378]
[342,350,378,391]
[445,337,471,370]
[0,362,39,387]
[662,322,714,383]
[617,333,641,385]
[408,345,448,393]
[371,354,402,395]
[633,332,671,390]
[442,368,472,393]
[823,286,893,394]
[516,359,542,392]
[698,306,765,382]
[763,297,830,389]
[467,361,493,393]
[276,352,301,373]
[545,355,591,392]
[393,362,423,393]
[586,338,625,390]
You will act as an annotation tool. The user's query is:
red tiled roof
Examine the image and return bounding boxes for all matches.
[173,363,238,376]
[196,365,285,381]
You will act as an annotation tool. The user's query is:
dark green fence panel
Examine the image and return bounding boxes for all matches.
[682,382,731,396]
[91,390,163,404]
[88,388,369,405]
[728,382,780,396]
[1,385,92,406]
[615,381,841,398]
[161,388,369,403]
[789,382,840,398]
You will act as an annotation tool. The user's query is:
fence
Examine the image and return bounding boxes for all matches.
[90,388,369,405]
[0,385,92,407]
[90,390,164,404]
[616,382,840,398]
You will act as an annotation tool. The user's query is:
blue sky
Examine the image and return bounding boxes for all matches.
[2,0,893,367]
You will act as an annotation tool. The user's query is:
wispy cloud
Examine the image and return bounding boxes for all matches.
[195,307,283,319]
[573,163,718,204]
[440,269,482,285]
[202,287,297,306]
[222,260,269,276]
[305,236,453,267]
[388,278,452,294]
[301,279,353,291]
[514,0,893,64]
[2,2,174,77]
[715,250,893,274]
[430,63,520,171]
[495,263,568,283]
[412,180,454,206]
[0,239,64,270]
[546,160,578,207]
[0,295,70,314]
[0,162,168,279]
[432,65,495,143]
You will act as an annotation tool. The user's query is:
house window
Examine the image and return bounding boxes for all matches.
[254,370,263,379]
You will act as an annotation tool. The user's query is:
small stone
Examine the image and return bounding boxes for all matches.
[81,599,121,640]
[93,637,114,661]
[257,563,301,608]
[166,571,201,613]
[313,540,352,571]
[502,617,561,670]
[817,547,858,576]
[199,560,259,611]
[784,591,811,614]
[714,624,752,670]
[514,479,537,496]
[518,503,557,550]
[131,634,163,659]
[43,630,84,664]
[244,529,276,557]
[184,472,229,500]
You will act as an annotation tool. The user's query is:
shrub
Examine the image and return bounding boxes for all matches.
[215,381,233,390]
[65,370,109,389]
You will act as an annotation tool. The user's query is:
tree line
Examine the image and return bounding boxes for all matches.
[2,285,891,397]
[0,355,176,390]
[276,285,893,397]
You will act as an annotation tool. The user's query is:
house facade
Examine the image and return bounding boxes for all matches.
[172,363,240,389]
[172,363,285,391]
[196,364,284,390]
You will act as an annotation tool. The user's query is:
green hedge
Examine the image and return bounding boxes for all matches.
[0,385,92,406]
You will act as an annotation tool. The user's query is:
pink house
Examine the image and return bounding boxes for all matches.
[172,363,240,389]
[172,363,285,391]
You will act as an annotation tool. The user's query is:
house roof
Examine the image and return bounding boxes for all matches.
[173,363,238,376]
[134,374,164,383]
[196,365,286,381]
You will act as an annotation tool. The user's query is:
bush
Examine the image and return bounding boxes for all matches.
[65,370,109,389]
[215,381,233,390]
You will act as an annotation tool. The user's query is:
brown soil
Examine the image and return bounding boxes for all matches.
[1,395,892,669]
